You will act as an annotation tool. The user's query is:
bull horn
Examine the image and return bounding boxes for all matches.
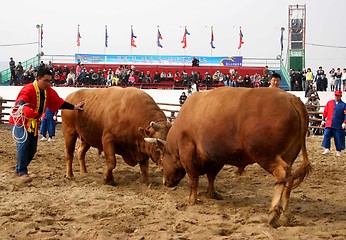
[150,121,161,131]
[156,138,166,145]
[144,137,157,143]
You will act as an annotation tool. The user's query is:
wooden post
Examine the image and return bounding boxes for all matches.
[0,96,3,124]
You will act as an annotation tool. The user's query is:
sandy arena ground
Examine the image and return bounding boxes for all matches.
[0,124,345,240]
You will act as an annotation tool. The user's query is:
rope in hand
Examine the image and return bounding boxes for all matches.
[10,104,28,143]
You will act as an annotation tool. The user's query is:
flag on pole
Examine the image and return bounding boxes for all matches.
[40,25,43,48]
[181,26,190,49]
[210,26,215,49]
[105,25,109,48]
[131,25,137,48]
[237,27,244,49]
[77,25,81,47]
[157,27,163,48]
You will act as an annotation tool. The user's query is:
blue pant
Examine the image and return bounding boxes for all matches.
[40,118,56,138]
[322,127,345,151]
[13,125,38,175]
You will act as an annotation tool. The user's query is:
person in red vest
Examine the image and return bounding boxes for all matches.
[321,90,346,157]
[9,66,84,182]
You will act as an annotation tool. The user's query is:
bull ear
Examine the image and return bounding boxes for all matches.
[150,121,161,132]
[139,127,150,137]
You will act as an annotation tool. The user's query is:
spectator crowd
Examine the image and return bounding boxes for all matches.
[8,58,346,94]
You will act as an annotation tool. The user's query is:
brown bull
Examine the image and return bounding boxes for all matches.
[145,87,311,227]
[62,87,171,185]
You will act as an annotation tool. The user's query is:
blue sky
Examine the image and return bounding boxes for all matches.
[0,0,345,72]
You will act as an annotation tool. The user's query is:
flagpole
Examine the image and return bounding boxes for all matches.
[130,25,132,55]
[210,26,213,59]
[183,26,186,71]
[77,24,80,54]
[157,26,159,71]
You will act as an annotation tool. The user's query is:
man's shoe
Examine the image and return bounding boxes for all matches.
[48,137,52,142]
[336,151,341,157]
[322,149,331,155]
[41,137,47,141]
[11,172,19,178]
[19,174,32,183]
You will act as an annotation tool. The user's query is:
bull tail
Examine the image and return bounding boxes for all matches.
[291,96,312,189]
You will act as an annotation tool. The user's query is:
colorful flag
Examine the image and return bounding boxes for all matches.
[40,25,43,48]
[210,26,215,49]
[131,25,137,48]
[181,26,190,49]
[77,25,81,47]
[157,27,163,48]
[237,27,244,49]
[105,25,109,48]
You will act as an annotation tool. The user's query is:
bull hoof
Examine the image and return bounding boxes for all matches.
[268,211,280,228]
[65,175,74,180]
[279,214,290,226]
[103,179,116,186]
[207,191,223,200]
[103,176,116,186]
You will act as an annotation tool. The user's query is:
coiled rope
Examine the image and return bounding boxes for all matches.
[10,104,28,143]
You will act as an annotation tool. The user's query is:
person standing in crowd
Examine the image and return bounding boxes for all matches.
[334,68,342,91]
[9,66,85,182]
[179,92,187,104]
[269,72,281,88]
[192,57,200,67]
[16,62,24,85]
[329,68,336,92]
[321,73,328,91]
[9,57,16,85]
[315,66,325,91]
[40,108,58,142]
[342,68,346,92]
[321,90,346,157]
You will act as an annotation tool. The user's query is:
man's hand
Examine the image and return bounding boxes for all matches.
[342,123,346,129]
[321,121,326,127]
[74,101,85,111]
[53,116,57,121]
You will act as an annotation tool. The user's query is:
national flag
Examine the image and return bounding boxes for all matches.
[131,25,137,48]
[210,26,215,49]
[77,25,81,47]
[40,25,43,48]
[105,25,109,48]
[181,26,190,49]
[237,27,244,49]
[157,28,163,48]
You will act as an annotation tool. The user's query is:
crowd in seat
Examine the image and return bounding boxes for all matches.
[8,61,276,90]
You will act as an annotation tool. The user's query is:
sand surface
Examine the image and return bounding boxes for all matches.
[0,125,345,240]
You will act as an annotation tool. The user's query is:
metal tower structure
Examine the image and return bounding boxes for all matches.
[288,4,306,71]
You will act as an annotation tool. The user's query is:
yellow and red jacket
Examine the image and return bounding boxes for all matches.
[9,80,65,135]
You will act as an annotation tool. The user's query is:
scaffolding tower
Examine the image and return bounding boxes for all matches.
[288,4,306,71]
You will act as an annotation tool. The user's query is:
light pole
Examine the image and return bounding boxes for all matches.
[36,24,43,56]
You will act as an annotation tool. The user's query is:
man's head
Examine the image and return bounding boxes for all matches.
[270,73,281,88]
[334,90,342,101]
[36,67,52,90]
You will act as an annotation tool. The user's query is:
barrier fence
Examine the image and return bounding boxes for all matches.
[0,98,181,124]
[0,98,325,136]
